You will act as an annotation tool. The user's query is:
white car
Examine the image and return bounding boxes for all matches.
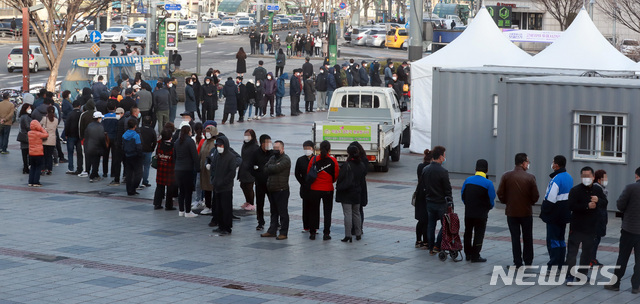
[621,39,640,56]
[54,25,89,44]
[208,24,218,37]
[178,20,196,31]
[218,22,240,35]
[102,26,131,43]
[182,24,198,39]
[7,46,49,73]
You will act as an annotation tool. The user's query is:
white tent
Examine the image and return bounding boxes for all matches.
[409,7,531,153]
[520,8,638,71]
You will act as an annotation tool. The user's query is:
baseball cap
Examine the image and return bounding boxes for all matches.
[93,111,104,119]
[115,107,125,114]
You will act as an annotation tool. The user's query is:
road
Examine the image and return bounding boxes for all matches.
[0,28,409,91]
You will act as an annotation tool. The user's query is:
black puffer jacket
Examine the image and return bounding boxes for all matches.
[421,161,452,204]
[238,140,259,183]
[335,158,367,204]
[212,135,239,192]
[265,151,291,192]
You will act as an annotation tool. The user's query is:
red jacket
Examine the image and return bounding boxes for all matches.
[28,120,48,156]
[307,155,339,191]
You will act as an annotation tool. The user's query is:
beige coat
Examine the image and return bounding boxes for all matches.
[40,117,58,146]
[199,125,219,191]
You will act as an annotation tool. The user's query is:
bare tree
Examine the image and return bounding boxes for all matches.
[1,0,110,91]
[598,0,640,34]
[291,0,322,34]
[362,0,374,23]
[532,0,583,30]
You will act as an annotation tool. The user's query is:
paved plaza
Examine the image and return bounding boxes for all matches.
[0,104,638,304]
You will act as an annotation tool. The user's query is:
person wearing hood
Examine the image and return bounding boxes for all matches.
[263,72,277,118]
[245,80,256,121]
[30,97,52,123]
[315,67,327,111]
[17,103,33,174]
[174,122,200,217]
[275,49,286,77]
[260,140,291,240]
[184,77,197,121]
[122,117,143,194]
[153,129,177,210]
[254,79,265,120]
[198,124,219,215]
[326,67,337,110]
[351,63,361,86]
[275,72,288,117]
[540,155,573,270]
[27,119,48,187]
[85,112,107,182]
[290,69,302,116]
[239,129,259,211]
[211,135,240,235]
[359,61,370,86]
[236,76,248,123]
[202,76,218,121]
[222,77,238,124]
[369,61,382,87]
[40,106,58,175]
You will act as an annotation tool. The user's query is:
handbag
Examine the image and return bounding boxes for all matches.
[17,131,28,143]
[305,156,318,185]
[151,155,158,169]
[335,162,354,191]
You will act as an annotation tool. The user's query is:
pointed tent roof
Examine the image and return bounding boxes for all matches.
[412,6,531,79]
[521,8,637,71]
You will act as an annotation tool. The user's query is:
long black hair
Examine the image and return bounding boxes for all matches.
[19,104,31,117]
[179,125,190,144]
[244,129,257,145]
[320,140,331,159]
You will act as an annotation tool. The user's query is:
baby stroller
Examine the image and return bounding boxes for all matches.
[438,202,463,262]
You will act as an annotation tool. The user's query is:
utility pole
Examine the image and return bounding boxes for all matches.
[612,0,617,46]
[145,0,151,55]
[408,0,423,61]
[21,7,29,93]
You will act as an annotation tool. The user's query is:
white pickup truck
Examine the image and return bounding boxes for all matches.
[312,87,404,172]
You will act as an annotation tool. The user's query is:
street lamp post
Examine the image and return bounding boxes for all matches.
[612,0,617,46]
[589,0,595,20]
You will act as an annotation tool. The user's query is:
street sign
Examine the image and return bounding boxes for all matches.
[339,2,346,9]
[266,4,279,11]
[164,4,181,11]
[89,31,102,43]
[90,44,100,54]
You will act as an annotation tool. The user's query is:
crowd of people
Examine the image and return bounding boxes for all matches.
[413,146,639,292]
[248,30,329,58]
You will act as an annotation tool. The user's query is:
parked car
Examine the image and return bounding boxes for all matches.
[0,23,18,38]
[124,28,147,44]
[279,18,292,29]
[102,26,131,43]
[351,29,372,46]
[290,16,304,28]
[209,19,223,28]
[344,30,351,41]
[385,27,408,49]
[181,24,198,39]
[178,20,196,31]
[621,39,640,56]
[207,23,218,37]
[132,21,147,29]
[218,22,240,35]
[365,29,387,48]
[237,20,254,33]
[7,46,48,73]
[55,25,89,44]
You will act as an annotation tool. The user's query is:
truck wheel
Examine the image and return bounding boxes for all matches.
[390,144,401,162]
[375,148,390,172]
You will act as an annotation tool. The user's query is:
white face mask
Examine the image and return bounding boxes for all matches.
[102,80,107,85]
[392,77,397,81]
[116,114,122,119]
[319,70,324,73]
[205,81,210,85]
[205,133,212,139]
[267,76,272,79]
[582,178,593,187]
[217,147,224,154]
[244,136,251,143]
[137,112,141,119]
[267,144,273,150]
[26,108,32,114]
[551,163,555,170]
[602,180,608,187]
[168,83,173,88]
[304,149,313,156]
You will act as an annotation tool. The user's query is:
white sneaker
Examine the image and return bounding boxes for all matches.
[77,171,88,177]
[247,118,252,121]
[184,211,198,218]
[200,208,212,215]
[253,115,258,119]
[178,211,185,217]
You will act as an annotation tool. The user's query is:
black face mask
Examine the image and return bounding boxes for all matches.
[272,150,281,157]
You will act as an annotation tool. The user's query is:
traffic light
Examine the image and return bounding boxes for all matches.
[320,12,327,22]
[165,19,179,50]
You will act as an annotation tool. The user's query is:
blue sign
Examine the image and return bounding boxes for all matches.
[266,4,279,11]
[405,21,409,28]
[90,31,102,43]
[164,4,182,11]
[339,2,346,9]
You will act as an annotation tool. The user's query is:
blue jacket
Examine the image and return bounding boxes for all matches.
[540,168,573,225]
[122,129,142,158]
[326,68,336,91]
[461,172,496,219]
[102,112,119,139]
[276,73,288,98]
[359,67,369,86]
[184,85,197,112]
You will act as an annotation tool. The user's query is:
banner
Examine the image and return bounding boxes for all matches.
[75,58,110,68]
[503,29,563,43]
[323,125,372,142]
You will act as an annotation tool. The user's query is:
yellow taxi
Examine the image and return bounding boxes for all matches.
[385,27,409,49]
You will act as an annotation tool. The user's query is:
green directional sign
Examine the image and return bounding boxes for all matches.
[158,20,167,55]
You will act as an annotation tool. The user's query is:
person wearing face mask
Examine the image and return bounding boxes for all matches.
[359,61,370,86]
[239,130,259,211]
[540,155,573,270]
[285,32,294,56]
[420,145,453,254]
[202,76,218,121]
[461,159,495,262]
[211,135,240,235]
[295,140,315,232]
[101,102,119,178]
[497,153,540,268]
[389,73,404,102]
[315,67,328,111]
[139,116,157,188]
[84,112,107,182]
[62,101,82,175]
[275,49,286,77]
[260,140,291,240]
[166,78,179,123]
[253,79,264,120]
[184,77,197,121]
[565,166,606,284]
[351,63,360,86]
[249,134,273,230]
[591,169,609,267]
[197,124,219,215]
[236,77,248,123]
[245,80,256,121]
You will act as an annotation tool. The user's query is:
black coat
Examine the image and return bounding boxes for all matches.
[568,184,607,235]
[83,121,106,155]
[370,62,382,86]
[335,159,367,204]
[222,79,238,114]
[237,83,248,112]
[421,162,452,204]
[302,62,314,79]
[202,78,217,109]
[415,162,429,221]
[295,155,312,198]
[238,141,259,183]
[192,80,203,102]
[212,135,239,192]
[236,57,247,74]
